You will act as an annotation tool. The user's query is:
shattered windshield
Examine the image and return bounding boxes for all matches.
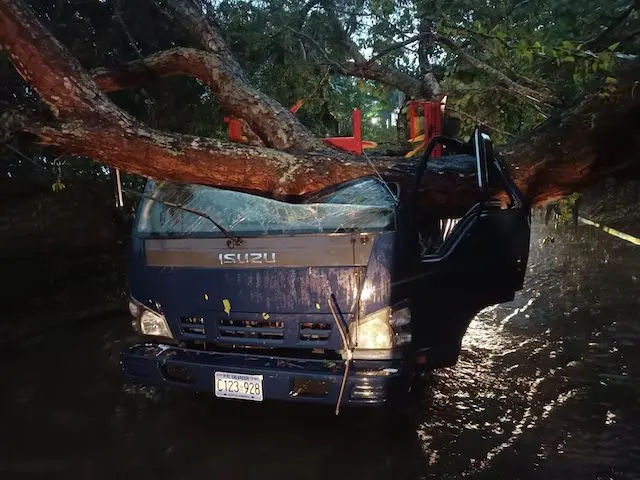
[135,178,396,236]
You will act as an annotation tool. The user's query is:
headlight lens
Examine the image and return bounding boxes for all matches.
[139,310,173,338]
[350,307,394,349]
[349,305,412,353]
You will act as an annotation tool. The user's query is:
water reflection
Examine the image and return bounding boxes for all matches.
[416,220,640,478]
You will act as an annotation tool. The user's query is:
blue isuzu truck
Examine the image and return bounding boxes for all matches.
[121,130,530,413]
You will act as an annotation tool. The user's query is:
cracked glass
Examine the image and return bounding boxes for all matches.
[135,178,396,236]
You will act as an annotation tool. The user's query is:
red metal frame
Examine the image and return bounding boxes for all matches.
[408,100,444,157]
[224,117,245,143]
[322,108,365,154]
[224,98,446,159]
[225,106,375,155]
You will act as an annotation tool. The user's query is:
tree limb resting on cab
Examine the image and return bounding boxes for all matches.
[1,0,639,215]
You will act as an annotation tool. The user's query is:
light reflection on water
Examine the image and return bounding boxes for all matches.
[416,220,640,478]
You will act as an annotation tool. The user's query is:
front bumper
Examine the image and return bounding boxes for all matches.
[121,343,411,406]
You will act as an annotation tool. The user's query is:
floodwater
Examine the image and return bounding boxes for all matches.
[1,220,639,479]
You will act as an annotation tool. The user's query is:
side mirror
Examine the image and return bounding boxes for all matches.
[472,128,492,191]
[471,128,527,208]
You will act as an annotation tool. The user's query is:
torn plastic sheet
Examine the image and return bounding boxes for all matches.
[136,178,396,236]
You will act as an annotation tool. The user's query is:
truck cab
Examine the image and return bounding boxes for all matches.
[121,129,531,412]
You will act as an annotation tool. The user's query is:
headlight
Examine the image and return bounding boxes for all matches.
[348,305,412,357]
[129,297,173,338]
[350,307,394,349]
[139,310,173,339]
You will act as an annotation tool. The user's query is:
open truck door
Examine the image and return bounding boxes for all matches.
[403,128,531,368]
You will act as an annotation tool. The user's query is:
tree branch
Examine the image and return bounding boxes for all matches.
[147,0,321,149]
[114,0,144,58]
[296,0,322,28]
[367,33,429,65]
[507,68,553,92]
[320,0,367,64]
[289,26,428,97]
[435,35,562,107]
[335,62,427,97]
[317,0,439,98]
[155,0,228,56]
[286,27,346,72]
[582,1,639,49]
[89,46,316,149]
[440,23,554,93]
[2,0,640,216]
[0,1,113,119]
[5,107,484,214]
[503,61,640,204]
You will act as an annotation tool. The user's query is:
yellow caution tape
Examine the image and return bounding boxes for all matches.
[578,217,640,246]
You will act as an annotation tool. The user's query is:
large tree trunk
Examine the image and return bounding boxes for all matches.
[504,68,640,204]
[1,0,639,212]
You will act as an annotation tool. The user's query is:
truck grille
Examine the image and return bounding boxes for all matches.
[299,322,333,343]
[218,318,285,344]
[179,316,206,337]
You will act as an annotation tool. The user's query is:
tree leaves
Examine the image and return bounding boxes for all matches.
[608,42,621,52]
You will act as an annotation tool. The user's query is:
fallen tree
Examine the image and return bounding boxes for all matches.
[1,0,639,212]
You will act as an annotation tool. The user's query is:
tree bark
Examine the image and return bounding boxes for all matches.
[160,4,327,148]
[153,0,321,149]
[504,65,640,204]
[3,108,480,213]
[332,62,429,98]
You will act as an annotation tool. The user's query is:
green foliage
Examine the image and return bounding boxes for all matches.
[434,0,635,135]
[548,193,582,227]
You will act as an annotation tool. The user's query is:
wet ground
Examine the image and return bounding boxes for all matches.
[1,220,639,479]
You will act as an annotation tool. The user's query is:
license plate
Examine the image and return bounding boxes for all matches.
[214,372,263,402]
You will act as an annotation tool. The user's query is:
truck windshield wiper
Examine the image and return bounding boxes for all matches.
[124,188,243,247]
